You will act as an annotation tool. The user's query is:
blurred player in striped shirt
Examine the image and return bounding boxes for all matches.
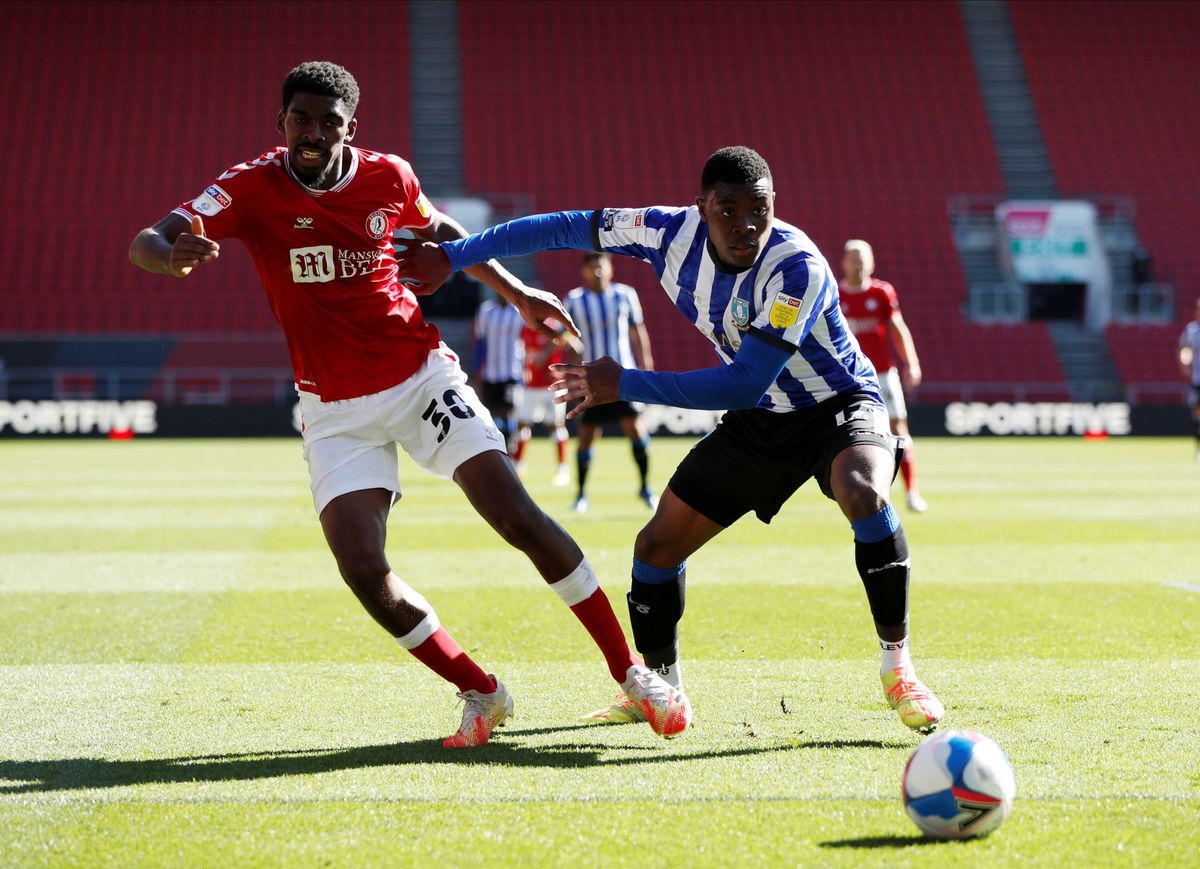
[564,253,656,512]
[473,294,526,452]
[839,240,928,512]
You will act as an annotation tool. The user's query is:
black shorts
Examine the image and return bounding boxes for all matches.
[668,391,903,527]
[1191,383,1200,409]
[480,380,520,417]
[580,400,641,426]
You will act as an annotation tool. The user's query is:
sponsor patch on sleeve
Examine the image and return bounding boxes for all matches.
[192,184,232,216]
[606,209,645,231]
[768,294,803,329]
[415,193,432,219]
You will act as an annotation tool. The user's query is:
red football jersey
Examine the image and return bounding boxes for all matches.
[521,323,566,388]
[174,146,439,401]
[839,278,900,372]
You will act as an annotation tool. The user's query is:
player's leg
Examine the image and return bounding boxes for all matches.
[828,441,943,731]
[551,397,571,486]
[882,369,925,512]
[319,488,509,747]
[618,411,655,508]
[454,451,640,683]
[574,421,600,511]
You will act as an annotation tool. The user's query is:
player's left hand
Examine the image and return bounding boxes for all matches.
[512,285,581,344]
[904,363,923,390]
[550,357,622,419]
[394,240,453,295]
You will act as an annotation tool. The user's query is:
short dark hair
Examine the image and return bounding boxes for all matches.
[582,251,611,264]
[282,61,360,117]
[700,146,772,191]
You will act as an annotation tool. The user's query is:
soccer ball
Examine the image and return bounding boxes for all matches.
[902,729,1016,839]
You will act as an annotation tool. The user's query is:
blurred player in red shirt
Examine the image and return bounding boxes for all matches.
[515,320,574,485]
[128,62,673,748]
[840,240,927,512]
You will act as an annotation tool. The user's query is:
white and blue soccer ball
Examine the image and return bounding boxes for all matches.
[902,729,1016,839]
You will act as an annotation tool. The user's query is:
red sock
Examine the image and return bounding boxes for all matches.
[513,435,529,462]
[555,435,567,465]
[900,444,917,492]
[570,590,641,683]
[406,628,495,694]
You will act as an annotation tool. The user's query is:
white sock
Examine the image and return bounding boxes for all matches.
[549,558,600,606]
[880,636,912,674]
[654,660,683,690]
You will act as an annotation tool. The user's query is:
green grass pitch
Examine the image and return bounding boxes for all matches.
[1,435,1198,867]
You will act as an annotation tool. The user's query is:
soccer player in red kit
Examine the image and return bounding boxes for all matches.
[514,321,573,485]
[839,240,928,512]
[129,62,679,747]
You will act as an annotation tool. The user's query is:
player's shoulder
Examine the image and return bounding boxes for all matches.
[565,286,586,300]
[870,278,899,298]
[213,146,287,184]
[612,281,639,296]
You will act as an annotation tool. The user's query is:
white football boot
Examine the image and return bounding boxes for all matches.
[442,676,513,748]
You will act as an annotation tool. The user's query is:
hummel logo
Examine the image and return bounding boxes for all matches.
[294,217,314,229]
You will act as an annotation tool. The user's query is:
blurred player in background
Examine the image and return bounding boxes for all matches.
[128,61,674,748]
[839,240,928,512]
[565,253,656,513]
[514,320,573,485]
[1179,296,1200,461]
[398,146,944,740]
[473,293,525,453]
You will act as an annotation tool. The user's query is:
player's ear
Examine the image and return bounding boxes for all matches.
[696,193,708,221]
[345,118,357,141]
[275,109,286,136]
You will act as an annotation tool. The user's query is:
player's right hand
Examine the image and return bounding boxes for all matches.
[395,240,453,295]
[171,215,220,277]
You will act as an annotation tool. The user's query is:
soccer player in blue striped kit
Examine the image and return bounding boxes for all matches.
[398,147,944,738]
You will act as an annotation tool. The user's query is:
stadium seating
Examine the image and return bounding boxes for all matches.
[1010,0,1200,396]
[458,0,1055,394]
[2,0,415,337]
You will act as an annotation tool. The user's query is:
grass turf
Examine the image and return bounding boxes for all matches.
[1,436,1197,867]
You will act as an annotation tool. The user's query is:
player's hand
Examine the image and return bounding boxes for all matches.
[903,363,922,390]
[550,357,622,419]
[512,285,581,345]
[171,215,220,277]
[394,240,453,295]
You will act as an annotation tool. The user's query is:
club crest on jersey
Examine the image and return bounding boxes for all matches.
[769,294,803,329]
[365,210,390,240]
[192,184,231,216]
[731,297,751,330]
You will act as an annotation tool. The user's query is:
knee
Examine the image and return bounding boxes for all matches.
[491,499,550,550]
[333,548,390,590]
[634,521,680,567]
[838,476,890,521]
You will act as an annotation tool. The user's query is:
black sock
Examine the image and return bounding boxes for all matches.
[627,569,686,669]
[631,437,650,490]
[855,527,910,640]
[576,448,592,498]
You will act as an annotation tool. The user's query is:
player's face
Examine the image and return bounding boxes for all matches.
[582,256,613,291]
[276,92,357,186]
[842,250,864,283]
[697,180,774,268]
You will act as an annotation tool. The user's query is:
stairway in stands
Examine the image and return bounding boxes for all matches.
[1044,323,1126,402]
[958,0,1123,401]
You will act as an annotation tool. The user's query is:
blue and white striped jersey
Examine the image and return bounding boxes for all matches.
[564,282,645,368]
[592,206,879,411]
[474,299,526,383]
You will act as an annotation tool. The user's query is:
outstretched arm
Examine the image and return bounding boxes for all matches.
[395,211,596,294]
[408,207,584,342]
[550,330,793,418]
[129,213,220,277]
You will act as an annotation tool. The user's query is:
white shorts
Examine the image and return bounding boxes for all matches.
[298,344,505,515]
[878,367,908,421]
[518,385,566,427]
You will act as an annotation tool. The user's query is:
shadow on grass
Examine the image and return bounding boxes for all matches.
[0,731,796,794]
[821,834,948,849]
